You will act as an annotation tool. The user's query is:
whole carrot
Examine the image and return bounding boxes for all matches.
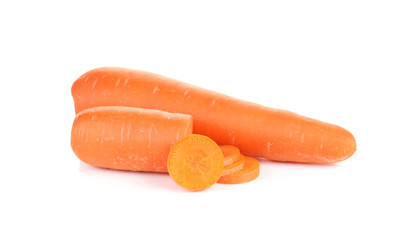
[72,67,356,164]
[71,106,193,172]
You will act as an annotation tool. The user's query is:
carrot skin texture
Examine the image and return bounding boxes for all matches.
[72,67,357,164]
[71,106,193,172]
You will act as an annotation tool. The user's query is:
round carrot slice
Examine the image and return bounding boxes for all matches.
[219,145,241,166]
[167,134,224,191]
[221,155,245,176]
[217,156,260,184]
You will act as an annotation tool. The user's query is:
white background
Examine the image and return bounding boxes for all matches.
[1,1,411,239]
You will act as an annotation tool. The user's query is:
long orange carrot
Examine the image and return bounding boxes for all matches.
[72,67,356,164]
[167,134,224,191]
[71,106,193,172]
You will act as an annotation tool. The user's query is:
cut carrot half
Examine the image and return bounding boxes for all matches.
[217,156,260,184]
[71,106,193,172]
[167,134,224,191]
[219,145,241,166]
[221,155,245,176]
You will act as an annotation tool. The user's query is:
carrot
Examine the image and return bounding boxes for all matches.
[217,156,260,184]
[219,145,244,176]
[219,145,241,166]
[71,106,193,172]
[167,134,224,191]
[221,155,245,176]
[72,67,357,164]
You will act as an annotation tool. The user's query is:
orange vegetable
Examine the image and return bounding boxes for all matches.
[167,134,224,191]
[72,67,356,164]
[219,145,241,166]
[217,156,260,184]
[219,145,244,176]
[221,156,245,176]
[71,106,193,172]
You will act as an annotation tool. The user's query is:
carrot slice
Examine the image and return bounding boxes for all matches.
[219,145,241,166]
[219,145,244,176]
[217,156,260,184]
[221,155,245,176]
[167,134,224,191]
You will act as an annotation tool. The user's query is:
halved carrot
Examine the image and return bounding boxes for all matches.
[167,134,224,191]
[221,155,245,176]
[219,145,241,166]
[71,106,193,172]
[72,67,356,164]
[217,156,260,184]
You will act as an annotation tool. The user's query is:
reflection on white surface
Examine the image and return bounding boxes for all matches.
[78,161,181,192]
